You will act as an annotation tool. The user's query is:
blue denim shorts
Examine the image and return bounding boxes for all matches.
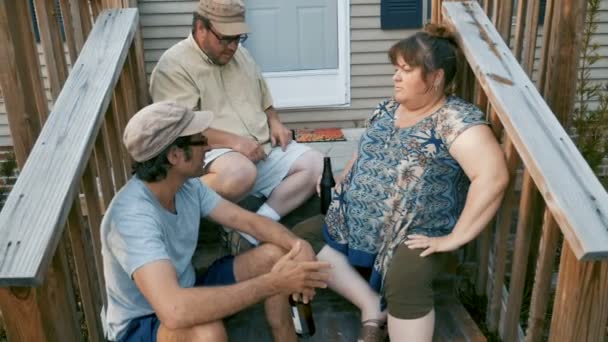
[118,256,236,342]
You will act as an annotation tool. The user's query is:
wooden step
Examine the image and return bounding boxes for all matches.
[433,294,487,342]
[222,288,486,342]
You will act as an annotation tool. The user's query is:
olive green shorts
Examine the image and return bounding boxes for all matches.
[291,215,447,320]
[384,245,446,319]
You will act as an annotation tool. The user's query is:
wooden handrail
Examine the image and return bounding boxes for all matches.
[442,1,608,261]
[0,9,138,287]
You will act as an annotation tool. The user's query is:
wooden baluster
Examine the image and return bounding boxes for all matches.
[475,89,496,297]
[512,0,527,62]
[483,0,492,17]
[0,237,81,342]
[542,0,608,339]
[74,0,92,40]
[0,0,46,167]
[432,0,441,24]
[94,130,115,210]
[525,211,560,342]
[34,0,69,101]
[501,172,544,341]
[487,137,520,332]
[124,0,149,109]
[549,245,608,341]
[105,106,128,189]
[521,0,541,76]
[112,77,134,181]
[66,203,105,342]
[57,0,78,63]
[494,0,513,44]
[81,160,107,304]
[536,0,555,93]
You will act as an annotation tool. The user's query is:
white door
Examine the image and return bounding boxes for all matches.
[244,0,350,108]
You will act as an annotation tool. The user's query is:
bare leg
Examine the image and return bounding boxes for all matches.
[157,320,228,342]
[387,309,435,342]
[201,152,257,202]
[265,150,323,216]
[234,243,297,342]
[317,246,385,322]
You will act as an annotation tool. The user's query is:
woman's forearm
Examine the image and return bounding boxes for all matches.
[448,175,508,248]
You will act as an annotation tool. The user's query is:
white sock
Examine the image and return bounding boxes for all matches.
[256,203,281,221]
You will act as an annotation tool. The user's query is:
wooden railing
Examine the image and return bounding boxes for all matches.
[441,1,608,341]
[0,1,147,340]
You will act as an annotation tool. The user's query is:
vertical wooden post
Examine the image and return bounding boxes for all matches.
[82,161,107,304]
[487,138,520,332]
[541,1,608,340]
[512,0,527,61]
[124,0,149,108]
[501,172,544,341]
[521,0,541,75]
[536,0,555,93]
[66,203,105,342]
[525,212,560,342]
[34,0,69,100]
[542,0,585,126]
[57,0,78,63]
[549,246,608,341]
[0,0,47,167]
[432,0,441,24]
[495,0,513,44]
[0,237,81,342]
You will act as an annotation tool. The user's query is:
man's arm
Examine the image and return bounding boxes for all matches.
[205,128,266,162]
[133,243,330,330]
[265,106,292,151]
[134,260,277,329]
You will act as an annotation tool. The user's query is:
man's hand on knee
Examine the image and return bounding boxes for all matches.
[233,136,266,162]
[269,241,331,302]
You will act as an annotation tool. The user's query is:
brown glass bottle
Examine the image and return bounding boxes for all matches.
[320,157,336,215]
[289,296,316,337]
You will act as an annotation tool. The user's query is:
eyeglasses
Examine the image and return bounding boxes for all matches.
[183,135,209,147]
[208,27,248,46]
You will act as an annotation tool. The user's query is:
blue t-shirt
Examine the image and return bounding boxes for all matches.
[100,177,220,340]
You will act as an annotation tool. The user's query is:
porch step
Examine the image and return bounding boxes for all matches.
[222,286,485,342]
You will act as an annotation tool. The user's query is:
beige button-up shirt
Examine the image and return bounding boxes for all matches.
[150,34,273,148]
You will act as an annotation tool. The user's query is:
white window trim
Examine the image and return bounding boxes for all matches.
[263,0,351,109]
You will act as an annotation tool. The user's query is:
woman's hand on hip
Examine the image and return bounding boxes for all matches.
[404,234,460,257]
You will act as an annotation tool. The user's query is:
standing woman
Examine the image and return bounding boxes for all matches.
[315,24,509,341]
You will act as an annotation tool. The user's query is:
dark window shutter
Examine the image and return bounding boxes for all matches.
[381,0,422,30]
[539,0,547,25]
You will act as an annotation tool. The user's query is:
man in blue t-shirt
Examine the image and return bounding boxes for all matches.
[101,101,330,342]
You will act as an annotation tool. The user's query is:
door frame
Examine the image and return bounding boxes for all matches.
[261,0,351,109]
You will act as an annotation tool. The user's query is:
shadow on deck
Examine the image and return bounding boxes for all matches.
[194,196,486,342]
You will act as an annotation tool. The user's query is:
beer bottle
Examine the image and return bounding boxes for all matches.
[320,157,336,215]
[289,296,316,337]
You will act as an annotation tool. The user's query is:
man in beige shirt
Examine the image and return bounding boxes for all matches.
[150,0,323,249]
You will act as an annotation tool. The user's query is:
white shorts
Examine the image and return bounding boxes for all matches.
[204,141,311,198]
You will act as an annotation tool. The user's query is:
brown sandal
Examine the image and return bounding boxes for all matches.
[358,318,388,342]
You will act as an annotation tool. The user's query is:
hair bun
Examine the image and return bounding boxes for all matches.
[424,23,450,38]
[424,23,458,45]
